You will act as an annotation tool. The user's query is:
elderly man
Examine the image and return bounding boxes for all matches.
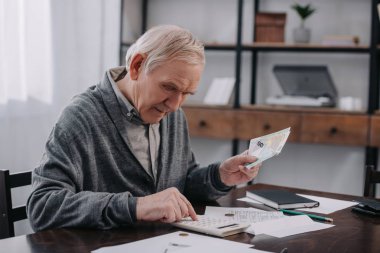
[27,25,260,231]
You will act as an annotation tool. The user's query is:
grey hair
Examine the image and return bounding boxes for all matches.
[125,25,205,74]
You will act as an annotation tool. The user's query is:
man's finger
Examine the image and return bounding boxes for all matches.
[173,202,183,221]
[188,203,198,221]
[238,155,258,171]
[179,194,198,221]
[241,150,249,155]
[177,197,190,218]
[240,165,260,177]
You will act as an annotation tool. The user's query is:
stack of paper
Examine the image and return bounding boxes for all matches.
[322,35,360,46]
[204,206,334,238]
[246,127,290,169]
[204,206,285,223]
[245,215,334,238]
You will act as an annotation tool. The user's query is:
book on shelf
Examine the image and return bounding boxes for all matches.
[322,35,360,46]
[203,77,235,105]
[246,189,320,210]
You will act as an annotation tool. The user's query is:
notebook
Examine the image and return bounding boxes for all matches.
[352,199,380,216]
[246,189,320,210]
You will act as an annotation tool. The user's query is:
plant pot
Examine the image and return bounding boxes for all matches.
[293,26,310,43]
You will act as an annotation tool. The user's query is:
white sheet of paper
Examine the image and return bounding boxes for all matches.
[296,194,358,214]
[205,206,285,223]
[246,215,334,238]
[179,245,274,253]
[91,231,252,253]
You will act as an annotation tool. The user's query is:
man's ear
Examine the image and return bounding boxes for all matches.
[129,54,145,80]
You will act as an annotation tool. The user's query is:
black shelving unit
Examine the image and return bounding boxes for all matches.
[250,0,380,197]
[364,0,380,196]
[119,0,380,196]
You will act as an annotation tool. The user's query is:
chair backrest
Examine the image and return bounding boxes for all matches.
[364,165,380,197]
[0,170,32,239]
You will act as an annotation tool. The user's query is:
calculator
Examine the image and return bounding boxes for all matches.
[172,215,250,237]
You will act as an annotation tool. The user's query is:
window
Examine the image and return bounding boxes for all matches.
[0,0,53,105]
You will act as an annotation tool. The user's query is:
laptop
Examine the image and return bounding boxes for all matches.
[266,65,338,107]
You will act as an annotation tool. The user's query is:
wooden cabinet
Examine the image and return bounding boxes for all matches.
[182,106,235,140]
[235,110,301,142]
[301,114,369,146]
[183,106,370,146]
[370,115,380,147]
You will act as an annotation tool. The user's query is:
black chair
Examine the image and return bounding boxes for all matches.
[0,170,32,239]
[364,165,380,197]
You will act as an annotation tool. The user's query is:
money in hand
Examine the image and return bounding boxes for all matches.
[245,127,291,169]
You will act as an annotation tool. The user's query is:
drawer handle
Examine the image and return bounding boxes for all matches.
[199,120,207,127]
[330,127,338,135]
[263,124,271,130]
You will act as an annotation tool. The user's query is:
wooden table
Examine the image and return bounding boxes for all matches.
[1,184,379,253]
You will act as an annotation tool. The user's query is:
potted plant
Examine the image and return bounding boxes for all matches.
[291,3,316,43]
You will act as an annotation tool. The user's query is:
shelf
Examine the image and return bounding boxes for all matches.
[204,42,370,53]
[240,104,367,115]
[182,104,370,146]
[204,44,237,51]
[122,41,369,53]
[122,41,237,51]
[182,103,233,109]
[183,104,367,115]
[244,42,370,53]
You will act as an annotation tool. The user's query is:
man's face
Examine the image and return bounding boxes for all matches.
[133,60,203,124]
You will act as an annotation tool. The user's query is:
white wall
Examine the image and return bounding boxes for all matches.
[139,0,373,196]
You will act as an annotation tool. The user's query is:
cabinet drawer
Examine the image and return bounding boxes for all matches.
[301,114,369,146]
[370,116,380,147]
[235,110,301,141]
[183,107,235,139]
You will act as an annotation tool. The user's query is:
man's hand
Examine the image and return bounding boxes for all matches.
[219,150,261,186]
[136,187,197,223]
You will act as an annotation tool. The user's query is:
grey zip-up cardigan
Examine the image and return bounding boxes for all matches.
[27,70,231,232]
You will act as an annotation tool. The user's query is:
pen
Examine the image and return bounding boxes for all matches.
[169,242,190,247]
[280,209,333,222]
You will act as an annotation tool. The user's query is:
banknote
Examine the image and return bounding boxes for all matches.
[245,127,291,169]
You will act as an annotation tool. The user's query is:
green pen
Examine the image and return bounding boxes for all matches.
[280,209,334,222]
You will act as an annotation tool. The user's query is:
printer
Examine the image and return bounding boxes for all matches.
[266,65,338,107]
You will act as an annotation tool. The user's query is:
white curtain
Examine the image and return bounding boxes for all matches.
[0,0,53,117]
[0,0,120,236]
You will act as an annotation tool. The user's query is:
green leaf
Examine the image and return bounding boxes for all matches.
[291,3,316,20]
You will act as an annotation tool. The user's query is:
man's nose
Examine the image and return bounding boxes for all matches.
[165,92,184,111]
